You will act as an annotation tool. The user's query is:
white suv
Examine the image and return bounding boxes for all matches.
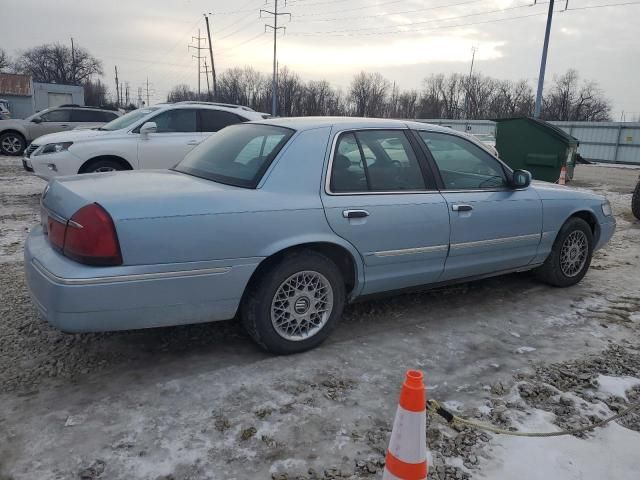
[22,102,267,179]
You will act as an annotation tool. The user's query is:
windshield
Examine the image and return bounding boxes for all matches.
[98,107,159,131]
[175,123,294,188]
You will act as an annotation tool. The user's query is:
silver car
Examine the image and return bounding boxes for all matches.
[25,118,616,354]
[0,106,120,156]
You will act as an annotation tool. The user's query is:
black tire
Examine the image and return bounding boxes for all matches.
[0,131,26,156]
[632,179,640,220]
[241,250,346,354]
[535,217,594,287]
[81,158,126,174]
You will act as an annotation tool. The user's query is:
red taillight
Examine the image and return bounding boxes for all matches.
[63,204,122,266]
[44,203,122,266]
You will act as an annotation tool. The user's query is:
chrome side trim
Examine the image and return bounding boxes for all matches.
[32,259,231,286]
[451,233,541,250]
[373,245,449,257]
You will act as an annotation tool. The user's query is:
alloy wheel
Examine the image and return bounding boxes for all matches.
[1,135,22,154]
[270,270,334,341]
[560,230,588,277]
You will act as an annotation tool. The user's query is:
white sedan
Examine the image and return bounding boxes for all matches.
[22,102,267,179]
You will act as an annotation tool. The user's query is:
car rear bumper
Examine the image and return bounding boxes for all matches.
[24,227,261,332]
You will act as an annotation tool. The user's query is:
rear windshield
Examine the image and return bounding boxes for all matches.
[175,123,294,188]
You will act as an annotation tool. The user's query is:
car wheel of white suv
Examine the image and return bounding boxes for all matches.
[81,158,129,174]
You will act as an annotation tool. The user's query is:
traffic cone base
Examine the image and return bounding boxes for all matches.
[558,165,567,185]
[383,370,428,480]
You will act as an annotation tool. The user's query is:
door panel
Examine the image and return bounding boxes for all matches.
[29,109,72,138]
[137,108,202,169]
[440,190,542,281]
[322,129,450,295]
[416,130,543,281]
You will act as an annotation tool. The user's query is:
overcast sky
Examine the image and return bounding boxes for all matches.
[3,0,639,118]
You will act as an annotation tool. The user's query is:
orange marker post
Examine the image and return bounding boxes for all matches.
[558,165,567,185]
[382,370,428,480]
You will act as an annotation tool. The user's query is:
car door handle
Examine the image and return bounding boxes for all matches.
[343,209,370,219]
[452,204,473,212]
[60,124,69,127]
[187,140,201,145]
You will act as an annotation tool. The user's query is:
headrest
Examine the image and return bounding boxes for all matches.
[334,154,351,170]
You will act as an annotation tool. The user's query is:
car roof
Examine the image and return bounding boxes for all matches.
[154,102,265,119]
[251,116,465,134]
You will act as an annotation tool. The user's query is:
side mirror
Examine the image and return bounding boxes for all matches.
[139,121,157,138]
[31,117,42,124]
[511,169,532,189]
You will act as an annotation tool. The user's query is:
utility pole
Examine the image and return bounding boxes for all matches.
[261,0,291,116]
[202,59,212,101]
[70,37,76,84]
[120,82,124,106]
[114,66,120,108]
[189,29,207,99]
[464,46,477,119]
[137,87,143,108]
[125,82,130,106]
[146,77,151,106]
[204,14,217,100]
[534,0,555,118]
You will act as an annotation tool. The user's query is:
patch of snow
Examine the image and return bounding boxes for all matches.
[483,408,640,480]
[515,346,537,354]
[596,374,640,401]
[442,400,463,412]
[509,331,521,338]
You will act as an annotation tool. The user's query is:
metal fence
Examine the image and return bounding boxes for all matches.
[417,119,640,165]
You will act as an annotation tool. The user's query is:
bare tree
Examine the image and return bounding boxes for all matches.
[14,43,102,85]
[542,69,611,121]
[0,49,10,72]
[348,71,390,117]
[167,84,198,102]
[83,79,109,106]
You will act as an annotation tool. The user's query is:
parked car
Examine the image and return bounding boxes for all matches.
[21,102,267,178]
[0,99,11,120]
[25,118,616,354]
[0,106,120,156]
[472,133,499,157]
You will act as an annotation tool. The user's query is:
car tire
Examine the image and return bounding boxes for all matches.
[241,250,346,354]
[0,132,26,156]
[632,179,640,220]
[535,217,594,287]
[81,158,125,174]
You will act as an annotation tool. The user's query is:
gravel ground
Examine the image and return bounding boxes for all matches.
[0,157,639,479]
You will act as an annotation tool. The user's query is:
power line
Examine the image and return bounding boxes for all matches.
[293,0,414,17]
[292,0,485,24]
[291,1,537,35]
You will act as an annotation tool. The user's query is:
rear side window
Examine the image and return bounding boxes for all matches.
[330,130,427,193]
[71,109,104,122]
[175,124,294,188]
[199,109,244,132]
[40,110,71,122]
[150,109,197,133]
[418,131,507,190]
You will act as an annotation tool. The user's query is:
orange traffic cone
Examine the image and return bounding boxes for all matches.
[383,370,428,480]
[558,165,567,185]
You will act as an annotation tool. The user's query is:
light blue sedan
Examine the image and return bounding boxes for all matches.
[24,118,616,354]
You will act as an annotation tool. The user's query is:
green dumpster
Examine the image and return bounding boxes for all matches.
[494,117,579,183]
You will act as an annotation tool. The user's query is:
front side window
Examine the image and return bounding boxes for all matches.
[175,124,293,188]
[150,109,197,133]
[418,131,507,190]
[200,109,244,132]
[330,130,426,193]
[99,107,159,131]
[40,109,71,122]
